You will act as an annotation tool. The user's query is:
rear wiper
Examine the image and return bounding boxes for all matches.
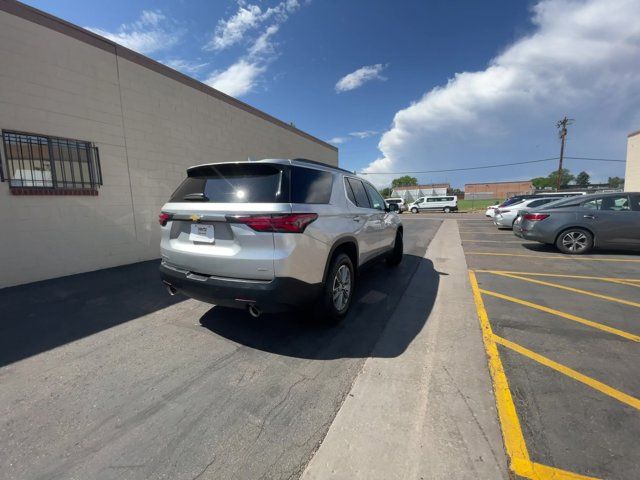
[183,193,209,202]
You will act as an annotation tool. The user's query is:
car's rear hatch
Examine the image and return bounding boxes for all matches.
[160,162,291,281]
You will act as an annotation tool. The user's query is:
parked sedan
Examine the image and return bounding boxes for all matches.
[513,192,640,254]
[494,197,562,229]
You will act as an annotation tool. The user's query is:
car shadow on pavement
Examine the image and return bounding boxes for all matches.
[199,254,440,360]
[522,243,640,256]
[0,260,185,368]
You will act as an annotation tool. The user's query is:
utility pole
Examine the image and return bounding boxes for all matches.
[555,116,574,191]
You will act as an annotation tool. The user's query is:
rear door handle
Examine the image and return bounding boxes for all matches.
[583,214,596,219]
[353,215,362,222]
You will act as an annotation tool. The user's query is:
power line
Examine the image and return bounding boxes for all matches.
[564,156,625,163]
[357,155,625,175]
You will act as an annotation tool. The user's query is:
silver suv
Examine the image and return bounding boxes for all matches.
[159,159,403,321]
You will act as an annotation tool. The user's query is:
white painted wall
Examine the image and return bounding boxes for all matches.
[0,8,337,288]
[625,132,639,192]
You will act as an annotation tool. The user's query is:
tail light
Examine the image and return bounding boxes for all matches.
[158,212,172,226]
[523,213,549,221]
[227,213,318,233]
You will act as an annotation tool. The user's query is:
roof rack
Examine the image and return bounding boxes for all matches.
[291,158,355,175]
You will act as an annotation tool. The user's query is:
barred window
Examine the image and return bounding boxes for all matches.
[1,130,102,192]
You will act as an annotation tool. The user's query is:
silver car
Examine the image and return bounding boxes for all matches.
[513,192,640,254]
[494,197,562,229]
[159,159,403,321]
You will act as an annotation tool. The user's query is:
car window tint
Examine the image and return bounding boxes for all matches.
[528,199,546,208]
[582,198,601,210]
[291,167,333,204]
[630,195,640,211]
[171,163,289,203]
[346,178,371,208]
[600,195,631,211]
[344,178,357,204]
[364,182,385,210]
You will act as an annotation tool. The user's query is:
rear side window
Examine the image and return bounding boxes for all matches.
[528,199,551,208]
[291,166,333,204]
[346,178,371,208]
[630,195,640,211]
[364,182,385,210]
[170,163,289,203]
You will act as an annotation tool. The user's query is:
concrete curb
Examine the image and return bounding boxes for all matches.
[300,219,508,479]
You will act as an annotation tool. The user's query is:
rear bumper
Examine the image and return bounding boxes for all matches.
[513,223,549,242]
[160,262,322,313]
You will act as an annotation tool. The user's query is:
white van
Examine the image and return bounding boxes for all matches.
[409,195,458,213]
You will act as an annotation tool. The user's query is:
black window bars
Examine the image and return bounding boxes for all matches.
[1,130,102,190]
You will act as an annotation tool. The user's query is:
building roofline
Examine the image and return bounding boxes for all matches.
[0,0,337,153]
[465,180,533,186]
[392,184,450,190]
[628,129,640,138]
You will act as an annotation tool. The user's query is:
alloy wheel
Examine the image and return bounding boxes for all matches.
[332,265,351,311]
[561,231,588,252]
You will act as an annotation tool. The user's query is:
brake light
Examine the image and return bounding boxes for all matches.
[227,213,318,233]
[523,213,549,221]
[158,212,171,226]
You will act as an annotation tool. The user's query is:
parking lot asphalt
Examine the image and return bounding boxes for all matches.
[462,214,640,480]
[0,220,441,480]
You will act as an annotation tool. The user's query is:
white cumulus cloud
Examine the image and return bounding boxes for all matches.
[205,0,301,51]
[205,60,267,97]
[87,10,182,54]
[335,64,387,93]
[203,0,306,97]
[362,0,640,187]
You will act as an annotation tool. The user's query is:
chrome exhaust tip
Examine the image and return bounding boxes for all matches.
[248,304,262,318]
[165,284,177,296]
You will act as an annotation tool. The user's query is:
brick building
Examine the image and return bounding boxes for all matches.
[464,180,534,200]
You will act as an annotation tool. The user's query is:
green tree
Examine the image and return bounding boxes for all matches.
[608,176,624,188]
[380,187,392,198]
[391,176,418,189]
[575,171,590,187]
[532,176,551,189]
[532,169,574,189]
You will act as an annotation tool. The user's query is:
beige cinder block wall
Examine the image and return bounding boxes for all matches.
[0,2,338,288]
[625,131,640,192]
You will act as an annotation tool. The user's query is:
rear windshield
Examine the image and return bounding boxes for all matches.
[171,163,288,203]
[169,163,334,204]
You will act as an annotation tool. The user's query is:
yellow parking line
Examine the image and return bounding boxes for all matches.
[608,279,640,289]
[469,271,599,480]
[494,335,640,411]
[515,460,599,480]
[466,252,640,263]
[493,272,640,309]
[475,270,640,284]
[480,288,640,342]
[469,271,531,467]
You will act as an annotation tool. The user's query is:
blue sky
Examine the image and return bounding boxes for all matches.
[25,0,638,188]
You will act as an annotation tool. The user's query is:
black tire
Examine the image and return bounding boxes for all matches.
[386,230,403,267]
[318,253,355,323]
[411,207,419,214]
[555,228,593,254]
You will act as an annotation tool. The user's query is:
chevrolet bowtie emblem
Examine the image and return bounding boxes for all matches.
[190,214,201,222]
